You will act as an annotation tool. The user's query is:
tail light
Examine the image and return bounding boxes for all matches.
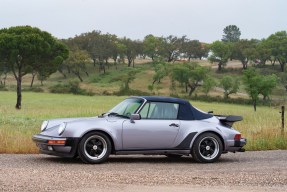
[234,134,241,140]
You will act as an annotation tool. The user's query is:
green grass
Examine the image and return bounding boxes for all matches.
[0,91,286,153]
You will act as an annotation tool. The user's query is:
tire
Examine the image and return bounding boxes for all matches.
[165,154,183,158]
[78,132,111,164]
[191,132,223,163]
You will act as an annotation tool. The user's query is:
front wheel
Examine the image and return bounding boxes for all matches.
[191,133,223,163]
[78,132,111,164]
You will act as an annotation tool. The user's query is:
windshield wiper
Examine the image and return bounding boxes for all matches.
[107,112,129,118]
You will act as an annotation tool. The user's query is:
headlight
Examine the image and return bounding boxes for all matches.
[58,122,67,135]
[41,121,49,132]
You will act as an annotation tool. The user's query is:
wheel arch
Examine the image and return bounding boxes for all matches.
[191,131,225,151]
[79,130,116,154]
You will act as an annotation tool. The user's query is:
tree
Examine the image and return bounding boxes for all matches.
[172,64,190,93]
[152,62,169,85]
[209,41,231,71]
[259,74,278,101]
[197,43,210,60]
[187,65,209,96]
[158,35,186,62]
[143,34,160,60]
[243,68,261,111]
[222,25,241,42]
[36,55,65,86]
[121,37,142,67]
[182,40,209,61]
[172,63,209,96]
[0,26,68,109]
[233,39,258,69]
[243,68,278,111]
[72,30,101,67]
[202,77,216,96]
[108,34,121,69]
[255,39,272,65]
[65,48,90,82]
[113,69,139,93]
[267,31,287,72]
[220,76,240,99]
[115,42,127,64]
[70,30,118,72]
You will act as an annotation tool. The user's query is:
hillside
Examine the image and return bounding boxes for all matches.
[1,59,286,106]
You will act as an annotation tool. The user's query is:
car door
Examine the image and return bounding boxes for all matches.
[122,102,180,149]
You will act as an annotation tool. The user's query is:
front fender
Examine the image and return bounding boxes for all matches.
[61,117,124,150]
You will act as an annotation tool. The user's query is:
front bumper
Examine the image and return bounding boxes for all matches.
[32,134,80,158]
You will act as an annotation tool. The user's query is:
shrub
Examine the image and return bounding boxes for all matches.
[49,84,70,94]
[22,87,44,93]
[49,81,95,96]
[0,85,8,91]
[115,88,150,96]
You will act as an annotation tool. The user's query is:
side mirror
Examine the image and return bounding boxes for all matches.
[130,114,141,123]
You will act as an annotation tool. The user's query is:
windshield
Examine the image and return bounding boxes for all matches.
[108,98,144,117]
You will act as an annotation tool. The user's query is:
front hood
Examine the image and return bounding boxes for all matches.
[44,117,95,130]
[41,115,125,131]
[40,115,126,138]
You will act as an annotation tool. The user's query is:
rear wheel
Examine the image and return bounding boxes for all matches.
[78,132,111,164]
[191,133,222,163]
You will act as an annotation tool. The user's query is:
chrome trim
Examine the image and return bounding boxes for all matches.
[115,149,190,155]
[134,97,147,114]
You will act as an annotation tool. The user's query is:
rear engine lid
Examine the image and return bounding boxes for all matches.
[216,115,243,127]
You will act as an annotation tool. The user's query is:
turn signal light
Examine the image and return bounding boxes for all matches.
[48,140,66,145]
[234,134,241,140]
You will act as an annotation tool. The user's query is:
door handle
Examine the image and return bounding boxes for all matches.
[169,123,179,127]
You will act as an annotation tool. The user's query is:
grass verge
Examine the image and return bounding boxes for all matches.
[0,91,286,153]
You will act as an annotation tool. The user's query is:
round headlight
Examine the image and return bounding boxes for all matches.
[58,122,67,135]
[41,121,49,132]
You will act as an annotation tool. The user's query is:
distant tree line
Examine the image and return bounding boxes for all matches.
[0,25,285,110]
[57,31,210,82]
[209,25,287,72]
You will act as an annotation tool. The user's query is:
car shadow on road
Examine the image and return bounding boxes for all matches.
[37,155,237,164]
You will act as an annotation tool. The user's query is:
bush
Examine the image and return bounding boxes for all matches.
[114,88,150,96]
[90,76,101,83]
[22,87,44,93]
[49,81,95,96]
[102,90,112,95]
[0,85,8,91]
[49,84,70,94]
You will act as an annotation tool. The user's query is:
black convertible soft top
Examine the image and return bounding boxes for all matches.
[140,96,213,120]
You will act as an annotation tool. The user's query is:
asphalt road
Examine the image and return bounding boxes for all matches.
[0,151,287,192]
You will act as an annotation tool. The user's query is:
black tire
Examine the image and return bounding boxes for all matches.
[165,154,183,158]
[191,132,223,163]
[78,131,111,164]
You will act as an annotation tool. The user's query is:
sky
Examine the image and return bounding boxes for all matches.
[1,0,286,43]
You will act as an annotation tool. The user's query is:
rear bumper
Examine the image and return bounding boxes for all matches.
[32,134,79,158]
[225,138,247,152]
[234,138,247,147]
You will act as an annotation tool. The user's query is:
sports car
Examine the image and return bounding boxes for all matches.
[32,96,246,163]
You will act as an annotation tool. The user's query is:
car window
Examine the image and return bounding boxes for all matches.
[109,98,143,117]
[139,102,179,119]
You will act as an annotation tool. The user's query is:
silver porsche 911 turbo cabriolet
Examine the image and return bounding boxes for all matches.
[32,96,246,163]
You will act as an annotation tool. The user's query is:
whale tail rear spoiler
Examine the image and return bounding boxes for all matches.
[216,115,243,127]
